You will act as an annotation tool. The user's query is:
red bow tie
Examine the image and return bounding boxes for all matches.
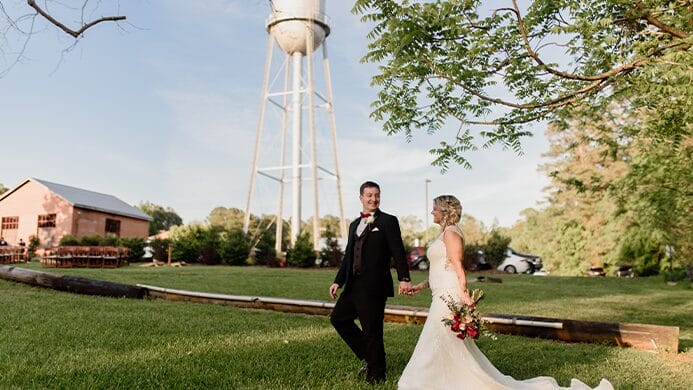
[360,212,371,219]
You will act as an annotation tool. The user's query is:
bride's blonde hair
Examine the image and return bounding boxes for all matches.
[434,195,462,227]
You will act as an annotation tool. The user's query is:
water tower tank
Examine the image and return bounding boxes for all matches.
[267,0,330,55]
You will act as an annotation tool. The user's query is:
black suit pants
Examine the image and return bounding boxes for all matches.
[330,278,387,380]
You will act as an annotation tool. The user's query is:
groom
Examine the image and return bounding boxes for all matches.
[329,181,412,383]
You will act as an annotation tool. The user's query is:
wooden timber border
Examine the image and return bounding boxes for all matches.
[0,266,679,352]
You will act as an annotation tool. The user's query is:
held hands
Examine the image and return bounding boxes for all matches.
[399,281,427,296]
[331,281,427,298]
[398,281,413,296]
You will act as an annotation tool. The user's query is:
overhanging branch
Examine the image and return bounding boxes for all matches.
[27,0,125,38]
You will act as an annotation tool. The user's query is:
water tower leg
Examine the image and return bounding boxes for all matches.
[275,54,291,256]
[306,25,320,252]
[244,32,275,233]
[290,51,303,246]
[322,43,347,239]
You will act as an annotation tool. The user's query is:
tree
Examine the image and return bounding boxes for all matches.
[207,207,246,231]
[169,224,221,264]
[301,214,348,241]
[459,214,489,246]
[0,0,126,77]
[353,0,691,169]
[137,202,183,236]
[219,229,251,266]
[507,100,690,274]
[319,227,344,267]
[286,233,316,268]
[539,106,633,269]
[251,224,277,266]
[27,235,39,259]
[614,132,692,267]
[483,229,511,267]
[399,215,424,247]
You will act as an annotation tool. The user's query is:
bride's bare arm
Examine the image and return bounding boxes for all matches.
[410,279,429,294]
[443,230,475,306]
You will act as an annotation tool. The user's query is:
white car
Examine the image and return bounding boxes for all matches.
[497,248,542,274]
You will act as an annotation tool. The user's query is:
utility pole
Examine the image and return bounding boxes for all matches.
[424,178,431,245]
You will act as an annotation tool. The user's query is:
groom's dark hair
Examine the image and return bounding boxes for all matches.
[360,181,380,195]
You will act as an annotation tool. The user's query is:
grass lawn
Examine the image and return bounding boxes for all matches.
[1,263,691,389]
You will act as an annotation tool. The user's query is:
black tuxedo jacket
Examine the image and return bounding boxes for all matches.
[333,209,410,297]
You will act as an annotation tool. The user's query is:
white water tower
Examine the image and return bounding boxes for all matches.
[244,0,347,253]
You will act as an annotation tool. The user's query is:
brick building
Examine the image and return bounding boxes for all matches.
[0,178,151,247]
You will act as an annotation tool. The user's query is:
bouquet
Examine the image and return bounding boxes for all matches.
[440,289,494,340]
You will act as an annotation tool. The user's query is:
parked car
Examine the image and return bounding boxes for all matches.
[497,247,542,274]
[407,246,429,270]
[475,251,492,271]
[615,265,635,278]
[409,255,430,270]
[587,266,606,277]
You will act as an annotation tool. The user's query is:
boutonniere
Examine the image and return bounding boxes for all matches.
[365,215,375,225]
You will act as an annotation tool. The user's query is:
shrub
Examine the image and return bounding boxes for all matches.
[463,244,483,270]
[663,269,688,283]
[100,235,119,246]
[618,229,665,276]
[170,224,222,264]
[219,229,251,266]
[286,233,316,268]
[319,228,343,267]
[252,228,277,266]
[27,235,40,259]
[483,229,511,267]
[80,235,102,246]
[59,235,80,246]
[118,237,146,262]
[152,238,171,263]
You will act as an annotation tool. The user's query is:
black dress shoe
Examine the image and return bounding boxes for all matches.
[366,374,385,384]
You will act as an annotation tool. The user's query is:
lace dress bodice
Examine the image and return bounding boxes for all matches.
[426,225,464,299]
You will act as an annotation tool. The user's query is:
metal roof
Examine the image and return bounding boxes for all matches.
[30,178,153,221]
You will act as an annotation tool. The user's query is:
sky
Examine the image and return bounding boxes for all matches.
[0,0,550,230]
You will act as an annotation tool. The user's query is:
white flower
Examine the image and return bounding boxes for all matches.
[365,215,375,225]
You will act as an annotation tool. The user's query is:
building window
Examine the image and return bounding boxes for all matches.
[1,216,19,230]
[105,219,121,236]
[37,214,57,228]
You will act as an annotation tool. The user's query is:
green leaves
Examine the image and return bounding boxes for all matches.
[353,0,691,169]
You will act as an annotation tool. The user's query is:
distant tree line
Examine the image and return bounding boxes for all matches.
[506,104,691,277]
[136,202,183,236]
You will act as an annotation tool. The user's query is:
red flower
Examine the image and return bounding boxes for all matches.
[451,322,460,332]
[468,327,479,339]
[456,333,466,339]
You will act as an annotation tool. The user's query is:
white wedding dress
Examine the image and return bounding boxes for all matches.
[398,226,613,390]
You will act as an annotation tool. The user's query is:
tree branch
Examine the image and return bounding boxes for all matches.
[26,0,125,38]
[504,1,683,83]
[422,56,611,111]
[636,1,689,39]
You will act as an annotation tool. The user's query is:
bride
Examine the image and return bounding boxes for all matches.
[398,195,613,390]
